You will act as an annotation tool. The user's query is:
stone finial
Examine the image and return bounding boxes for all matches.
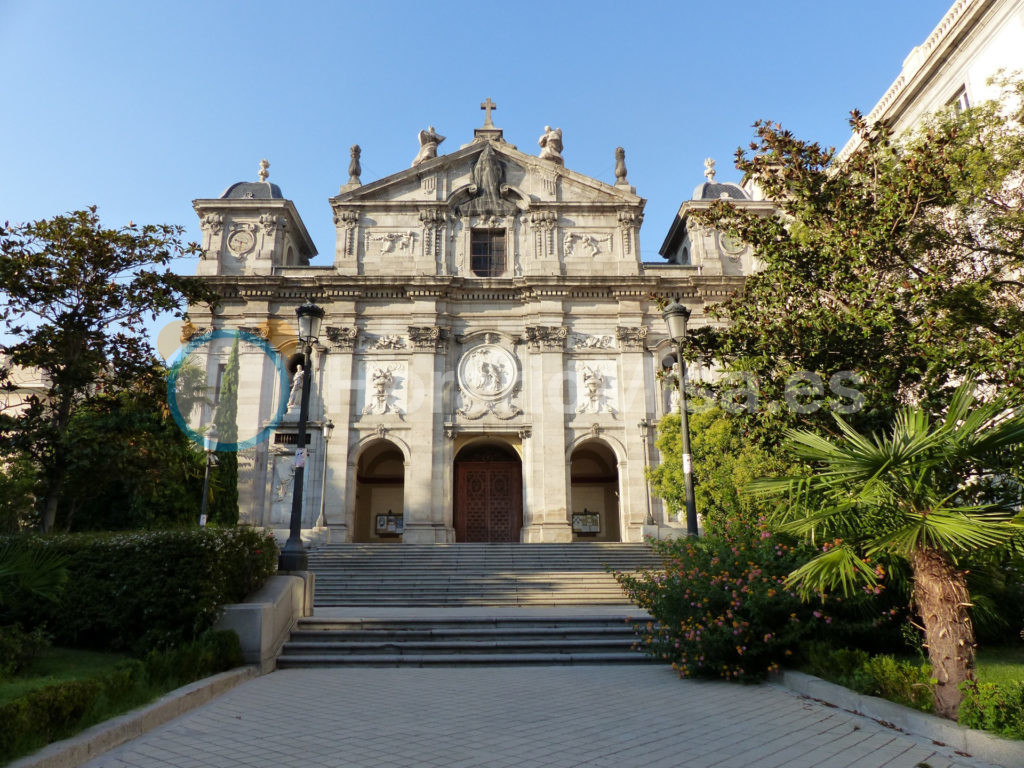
[348,145,362,185]
[259,158,270,182]
[614,146,628,186]
[703,157,716,182]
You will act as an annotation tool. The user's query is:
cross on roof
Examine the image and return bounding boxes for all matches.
[480,98,496,128]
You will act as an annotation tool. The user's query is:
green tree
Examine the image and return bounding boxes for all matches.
[648,406,792,534]
[59,369,206,531]
[0,208,216,531]
[688,80,1024,443]
[209,337,239,526]
[751,385,1024,719]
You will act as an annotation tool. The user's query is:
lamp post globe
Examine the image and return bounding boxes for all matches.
[661,298,699,537]
[279,300,325,572]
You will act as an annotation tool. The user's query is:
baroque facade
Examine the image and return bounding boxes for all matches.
[185,113,748,544]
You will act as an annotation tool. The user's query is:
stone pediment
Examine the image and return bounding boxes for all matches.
[330,140,642,210]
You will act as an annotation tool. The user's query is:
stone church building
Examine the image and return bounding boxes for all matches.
[185,108,754,544]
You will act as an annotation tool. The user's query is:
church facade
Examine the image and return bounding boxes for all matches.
[185,109,747,544]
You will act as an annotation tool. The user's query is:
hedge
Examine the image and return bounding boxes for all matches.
[0,631,243,763]
[1,528,277,654]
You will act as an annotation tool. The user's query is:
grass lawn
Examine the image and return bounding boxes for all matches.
[975,644,1024,685]
[0,646,129,706]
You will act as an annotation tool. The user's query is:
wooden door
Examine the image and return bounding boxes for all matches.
[454,461,523,542]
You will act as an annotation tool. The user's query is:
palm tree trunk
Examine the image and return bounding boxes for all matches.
[911,546,976,719]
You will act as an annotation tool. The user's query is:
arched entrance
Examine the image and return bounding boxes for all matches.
[569,441,621,542]
[453,441,523,542]
[353,440,405,542]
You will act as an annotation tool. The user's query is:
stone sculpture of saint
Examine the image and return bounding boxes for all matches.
[538,126,564,164]
[471,144,505,208]
[287,365,304,411]
[412,126,446,166]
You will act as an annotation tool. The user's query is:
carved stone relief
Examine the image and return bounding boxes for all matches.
[456,343,522,420]
[615,325,648,350]
[201,213,224,236]
[334,210,359,257]
[226,224,257,259]
[325,326,359,350]
[530,210,557,258]
[259,213,284,235]
[573,361,618,416]
[363,365,401,416]
[570,333,614,350]
[408,325,448,350]
[367,231,416,254]
[523,325,567,350]
[563,232,612,258]
[360,334,407,351]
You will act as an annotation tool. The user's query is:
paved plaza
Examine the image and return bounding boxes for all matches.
[80,665,999,768]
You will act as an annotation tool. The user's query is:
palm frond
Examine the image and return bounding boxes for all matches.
[784,544,878,598]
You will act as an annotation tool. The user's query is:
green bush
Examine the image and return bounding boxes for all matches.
[859,655,934,712]
[0,625,50,678]
[617,524,895,681]
[958,681,1024,740]
[0,631,243,763]
[1,528,277,653]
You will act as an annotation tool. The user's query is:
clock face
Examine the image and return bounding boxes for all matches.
[719,232,746,256]
[227,229,255,256]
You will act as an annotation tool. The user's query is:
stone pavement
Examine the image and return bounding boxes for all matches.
[79,665,1000,768]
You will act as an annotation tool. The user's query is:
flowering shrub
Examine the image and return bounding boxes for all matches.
[616,524,897,682]
[1,528,277,653]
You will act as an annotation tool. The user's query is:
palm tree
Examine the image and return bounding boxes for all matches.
[751,384,1024,719]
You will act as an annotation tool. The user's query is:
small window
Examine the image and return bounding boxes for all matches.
[470,229,506,277]
[948,86,970,113]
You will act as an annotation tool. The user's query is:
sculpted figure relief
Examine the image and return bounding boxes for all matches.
[363,365,399,415]
[471,144,505,207]
[412,126,446,167]
[576,364,616,415]
[538,126,564,164]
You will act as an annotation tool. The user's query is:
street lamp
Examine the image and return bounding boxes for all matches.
[279,300,325,571]
[662,298,699,537]
[200,423,218,528]
[317,418,335,528]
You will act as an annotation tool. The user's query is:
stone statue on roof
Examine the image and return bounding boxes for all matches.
[412,126,446,166]
[538,126,563,164]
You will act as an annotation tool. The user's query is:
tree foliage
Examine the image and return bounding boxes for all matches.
[0,208,216,531]
[688,80,1024,442]
[209,337,239,526]
[751,384,1024,718]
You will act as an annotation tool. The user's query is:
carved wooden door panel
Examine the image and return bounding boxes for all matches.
[455,461,523,542]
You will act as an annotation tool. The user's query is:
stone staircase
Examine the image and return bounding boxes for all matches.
[276,615,651,668]
[275,542,661,667]
[307,542,662,607]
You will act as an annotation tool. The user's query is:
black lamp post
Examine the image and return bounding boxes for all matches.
[199,423,218,527]
[662,298,699,537]
[279,301,325,572]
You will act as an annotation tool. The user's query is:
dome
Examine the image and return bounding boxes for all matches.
[691,181,748,201]
[219,181,284,200]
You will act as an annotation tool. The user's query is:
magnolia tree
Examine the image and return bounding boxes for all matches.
[686,80,1024,442]
[0,208,215,531]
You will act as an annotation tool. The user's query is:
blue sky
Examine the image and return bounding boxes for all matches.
[1,0,952,291]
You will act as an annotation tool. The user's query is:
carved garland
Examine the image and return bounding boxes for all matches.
[524,325,568,350]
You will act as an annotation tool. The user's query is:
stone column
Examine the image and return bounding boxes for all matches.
[402,324,450,543]
[322,322,359,541]
[615,324,653,542]
[522,322,573,542]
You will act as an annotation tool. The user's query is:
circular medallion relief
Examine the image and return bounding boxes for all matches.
[458,344,517,400]
[227,228,256,257]
[718,232,746,258]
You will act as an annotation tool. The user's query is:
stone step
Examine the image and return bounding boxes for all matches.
[275,651,649,668]
[275,616,650,668]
